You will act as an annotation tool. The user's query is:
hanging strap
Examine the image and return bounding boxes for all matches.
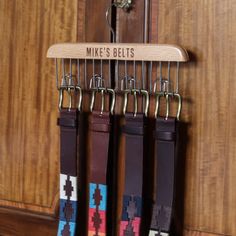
[57,109,79,236]
[149,117,177,236]
[120,113,145,236]
[88,111,111,236]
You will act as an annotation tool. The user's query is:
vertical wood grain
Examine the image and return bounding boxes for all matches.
[0,0,78,215]
[156,0,236,235]
[184,230,228,236]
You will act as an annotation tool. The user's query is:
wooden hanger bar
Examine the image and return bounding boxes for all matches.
[47,43,189,62]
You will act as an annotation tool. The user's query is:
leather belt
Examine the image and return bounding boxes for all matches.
[88,111,111,236]
[120,113,146,236]
[149,117,177,236]
[57,109,79,236]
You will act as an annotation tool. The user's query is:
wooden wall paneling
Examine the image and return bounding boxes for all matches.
[0,208,57,236]
[184,230,229,236]
[116,2,145,43]
[0,0,78,215]
[155,0,236,235]
[85,0,111,43]
[78,0,86,43]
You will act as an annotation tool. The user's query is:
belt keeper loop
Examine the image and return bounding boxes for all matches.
[91,123,111,133]
[154,131,176,141]
[57,117,77,128]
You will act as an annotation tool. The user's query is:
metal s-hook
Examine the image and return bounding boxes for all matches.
[106,3,116,43]
[106,0,132,43]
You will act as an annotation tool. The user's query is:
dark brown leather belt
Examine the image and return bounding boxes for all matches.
[120,113,146,235]
[57,109,79,236]
[149,117,177,236]
[88,111,111,235]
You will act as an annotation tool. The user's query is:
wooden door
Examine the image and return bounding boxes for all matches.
[152,1,236,235]
[0,0,77,235]
[0,1,235,236]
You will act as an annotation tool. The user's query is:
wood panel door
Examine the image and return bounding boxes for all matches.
[0,0,235,236]
[0,0,78,235]
[152,1,236,235]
